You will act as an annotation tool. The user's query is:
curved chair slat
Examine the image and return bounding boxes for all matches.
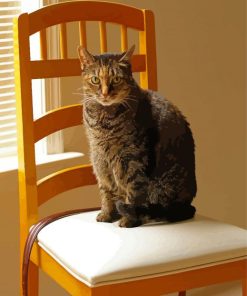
[34,104,83,143]
[30,55,146,79]
[37,164,97,206]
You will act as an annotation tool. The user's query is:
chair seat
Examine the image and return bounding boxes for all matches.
[37,211,247,287]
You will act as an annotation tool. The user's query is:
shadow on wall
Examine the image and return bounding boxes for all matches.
[62,0,246,228]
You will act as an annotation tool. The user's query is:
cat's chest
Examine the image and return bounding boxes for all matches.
[88,123,136,151]
[84,106,135,136]
[84,110,138,154]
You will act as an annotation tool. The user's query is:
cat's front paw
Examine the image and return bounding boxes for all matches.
[118,217,142,228]
[96,212,113,223]
[97,211,120,223]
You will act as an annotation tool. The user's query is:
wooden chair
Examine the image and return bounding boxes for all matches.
[13,1,247,295]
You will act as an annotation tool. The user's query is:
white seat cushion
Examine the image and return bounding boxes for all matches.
[37,211,247,287]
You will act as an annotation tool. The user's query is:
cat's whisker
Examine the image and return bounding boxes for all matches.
[121,101,130,111]
[124,102,131,110]
[125,96,137,102]
[125,98,137,105]
[83,100,93,104]
[123,99,134,112]
[72,92,84,96]
[82,97,94,105]
[82,95,94,100]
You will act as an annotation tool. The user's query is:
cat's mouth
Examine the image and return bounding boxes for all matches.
[97,89,130,106]
[97,95,123,106]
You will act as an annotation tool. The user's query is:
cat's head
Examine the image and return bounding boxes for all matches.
[78,45,135,106]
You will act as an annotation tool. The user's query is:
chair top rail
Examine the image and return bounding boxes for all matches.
[28,1,145,35]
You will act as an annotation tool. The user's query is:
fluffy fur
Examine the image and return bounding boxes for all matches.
[78,45,197,227]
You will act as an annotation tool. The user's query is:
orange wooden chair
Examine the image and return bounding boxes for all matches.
[13,1,247,296]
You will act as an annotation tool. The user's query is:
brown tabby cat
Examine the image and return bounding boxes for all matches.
[78,45,197,228]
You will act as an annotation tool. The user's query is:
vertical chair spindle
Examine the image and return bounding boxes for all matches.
[79,21,87,48]
[121,25,128,51]
[139,10,157,91]
[60,23,68,59]
[99,21,107,53]
[40,29,47,60]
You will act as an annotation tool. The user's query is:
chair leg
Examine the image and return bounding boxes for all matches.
[243,277,247,296]
[178,291,186,296]
[28,261,39,296]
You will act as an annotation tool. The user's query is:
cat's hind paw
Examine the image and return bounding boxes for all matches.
[118,216,142,228]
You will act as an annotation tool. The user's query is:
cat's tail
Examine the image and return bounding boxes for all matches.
[165,202,196,222]
[136,202,196,223]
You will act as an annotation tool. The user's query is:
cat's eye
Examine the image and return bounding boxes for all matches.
[112,76,122,85]
[91,76,100,85]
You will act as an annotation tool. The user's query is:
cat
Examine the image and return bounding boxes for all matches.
[78,45,197,228]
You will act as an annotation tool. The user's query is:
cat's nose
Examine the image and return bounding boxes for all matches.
[101,85,108,98]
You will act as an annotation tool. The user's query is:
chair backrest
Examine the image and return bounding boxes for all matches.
[13,1,157,250]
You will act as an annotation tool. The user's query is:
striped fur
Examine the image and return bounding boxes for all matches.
[78,46,197,227]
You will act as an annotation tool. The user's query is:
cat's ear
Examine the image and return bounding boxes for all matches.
[119,44,135,63]
[77,46,95,70]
